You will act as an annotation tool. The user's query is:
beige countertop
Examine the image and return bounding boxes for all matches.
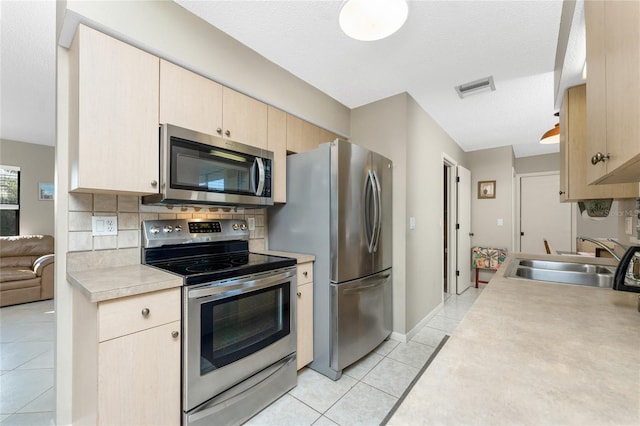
[67,264,183,303]
[254,250,315,264]
[390,252,640,425]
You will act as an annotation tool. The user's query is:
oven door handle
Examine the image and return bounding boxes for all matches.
[188,269,296,300]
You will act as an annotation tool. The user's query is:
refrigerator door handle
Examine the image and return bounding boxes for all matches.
[365,170,377,253]
[371,170,383,252]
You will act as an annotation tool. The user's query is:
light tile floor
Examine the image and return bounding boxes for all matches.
[246,286,484,426]
[0,286,484,426]
[0,299,55,426]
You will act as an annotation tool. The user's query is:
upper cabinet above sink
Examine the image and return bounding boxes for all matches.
[585,0,640,185]
[559,84,638,201]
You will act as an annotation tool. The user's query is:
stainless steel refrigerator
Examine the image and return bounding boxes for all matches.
[268,139,392,380]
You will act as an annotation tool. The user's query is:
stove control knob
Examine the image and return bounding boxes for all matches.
[232,223,240,231]
[240,223,247,231]
[150,226,160,234]
[174,225,182,232]
[163,225,173,233]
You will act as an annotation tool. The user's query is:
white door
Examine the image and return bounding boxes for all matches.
[457,166,472,294]
[520,173,573,254]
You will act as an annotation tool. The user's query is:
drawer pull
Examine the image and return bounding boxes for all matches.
[172,331,179,338]
[303,271,308,277]
[297,292,302,297]
[141,308,150,317]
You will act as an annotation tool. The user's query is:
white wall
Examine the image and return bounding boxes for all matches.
[351,93,467,335]
[0,139,55,236]
[467,146,515,251]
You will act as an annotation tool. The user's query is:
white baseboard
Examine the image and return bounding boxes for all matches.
[389,300,444,343]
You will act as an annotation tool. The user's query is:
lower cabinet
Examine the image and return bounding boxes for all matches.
[73,287,181,425]
[296,261,314,370]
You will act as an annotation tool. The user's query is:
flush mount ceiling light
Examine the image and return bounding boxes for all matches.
[455,76,496,99]
[540,123,560,144]
[339,0,409,41]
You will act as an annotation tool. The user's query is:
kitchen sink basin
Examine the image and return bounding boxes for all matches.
[506,259,616,288]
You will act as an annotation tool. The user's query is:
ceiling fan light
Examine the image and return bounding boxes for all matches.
[339,0,409,41]
[540,123,560,144]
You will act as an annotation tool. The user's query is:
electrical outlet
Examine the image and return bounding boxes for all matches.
[92,216,118,236]
[247,217,256,231]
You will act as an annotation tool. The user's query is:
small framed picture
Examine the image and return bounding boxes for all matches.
[478,180,496,199]
[38,183,54,201]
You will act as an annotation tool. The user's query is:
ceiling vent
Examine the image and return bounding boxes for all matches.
[455,76,496,99]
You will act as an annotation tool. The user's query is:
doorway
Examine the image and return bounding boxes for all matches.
[443,156,472,297]
[516,172,575,254]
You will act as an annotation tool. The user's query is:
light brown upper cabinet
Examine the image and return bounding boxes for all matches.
[222,87,268,150]
[267,106,287,203]
[559,84,637,201]
[160,59,223,137]
[286,114,342,154]
[69,25,160,195]
[585,0,640,185]
[160,60,267,149]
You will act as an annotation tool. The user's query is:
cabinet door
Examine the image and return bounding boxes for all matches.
[268,106,287,203]
[585,0,608,184]
[318,127,341,145]
[159,59,223,136]
[604,0,640,175]
[70,25,159,195]
[222,87,268,149]
[286,114,320,153]
[98,321,181,426]
[560,85,637,201]
[296,281,313,370]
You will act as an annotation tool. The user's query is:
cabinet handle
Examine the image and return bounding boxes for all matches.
[225,130,231,137]
[216,128,222,134]
[591,152,610,165]
[303,271,308,277]
[151,180,158,188]
[297,292,301,297]
[559,190,565,195]
[171,331,179,338]
[141,308,150,317]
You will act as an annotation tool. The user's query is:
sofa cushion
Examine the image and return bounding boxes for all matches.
[0,235,54,257]
[0,255,38,269]
[0,267,37,283]
[0,276,40,291]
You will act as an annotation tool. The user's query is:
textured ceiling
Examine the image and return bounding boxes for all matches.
[1,1,576,158]
[175,0,568,157]
[1,0,56,147]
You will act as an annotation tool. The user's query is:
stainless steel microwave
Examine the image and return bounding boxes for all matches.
[142,124,274,207]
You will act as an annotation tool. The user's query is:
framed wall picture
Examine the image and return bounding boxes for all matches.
[38,183,54,200]
[478,180,496,199]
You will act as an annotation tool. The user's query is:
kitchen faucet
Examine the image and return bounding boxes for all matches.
[578,237,622,262]
[606,238,629,252]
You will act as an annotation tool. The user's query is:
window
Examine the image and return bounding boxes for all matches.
[0,165,20,236]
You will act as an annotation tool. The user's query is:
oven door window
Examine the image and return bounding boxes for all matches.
[200,282,290,375]
[170,137,267,196]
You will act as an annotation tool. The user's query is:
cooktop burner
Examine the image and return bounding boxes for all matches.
[141,219,296,285]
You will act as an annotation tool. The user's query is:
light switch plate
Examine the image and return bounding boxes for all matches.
[626,216,633,235]
[409,217,416,230]
[92,216,118,236]
[497,218,504,226]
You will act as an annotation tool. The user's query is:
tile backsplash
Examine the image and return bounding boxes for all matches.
[67,193,267,272]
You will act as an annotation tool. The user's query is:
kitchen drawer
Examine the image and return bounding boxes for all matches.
[98,287,180,342]
[297,262,313,285]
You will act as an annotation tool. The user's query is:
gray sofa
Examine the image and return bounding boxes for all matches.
[0,235,54,307]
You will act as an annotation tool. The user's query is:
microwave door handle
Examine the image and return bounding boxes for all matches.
[255,157,265,196]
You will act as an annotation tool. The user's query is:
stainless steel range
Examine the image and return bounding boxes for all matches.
[142,219,297,426]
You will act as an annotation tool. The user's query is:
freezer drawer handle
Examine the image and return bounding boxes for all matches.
[342,273,390,294]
